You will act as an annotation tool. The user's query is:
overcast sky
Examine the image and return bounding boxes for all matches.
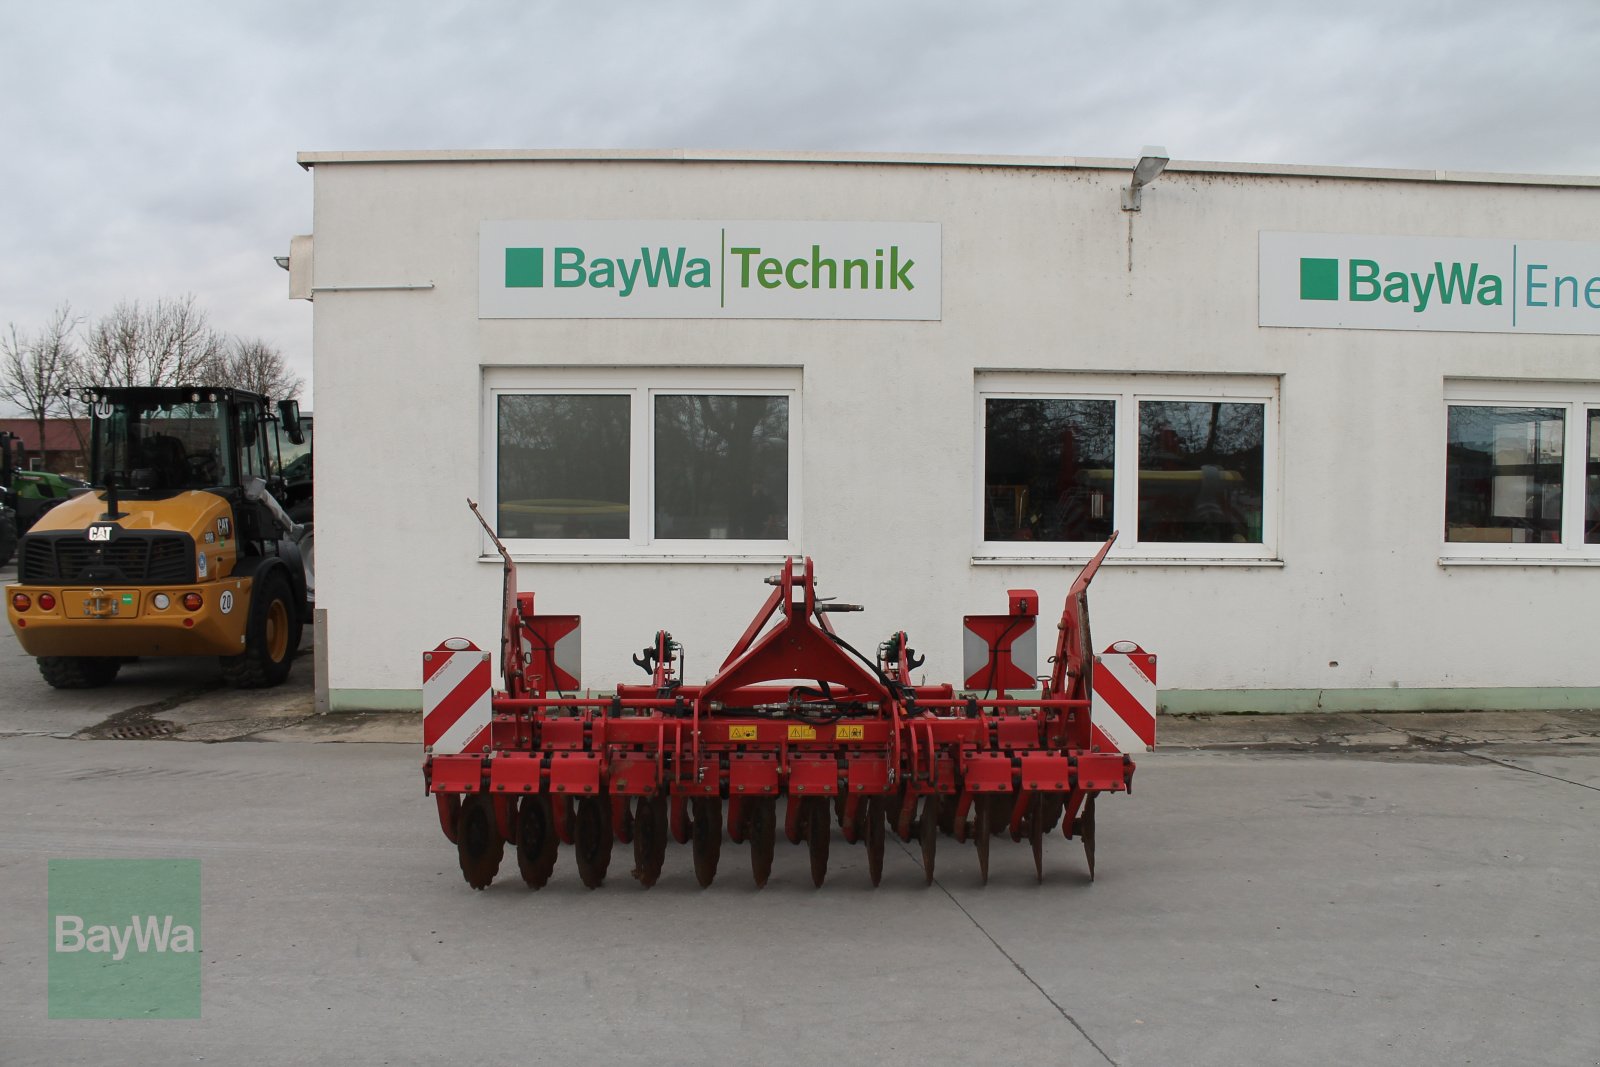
[3,0,1597,410]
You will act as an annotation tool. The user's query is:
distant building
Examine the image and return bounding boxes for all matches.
[0,418,89,475]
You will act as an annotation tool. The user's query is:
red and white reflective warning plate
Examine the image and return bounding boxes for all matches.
[1090,640,1157,753]
[422,638,492,755]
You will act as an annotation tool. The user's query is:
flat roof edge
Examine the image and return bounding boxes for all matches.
[293,148,1600,188]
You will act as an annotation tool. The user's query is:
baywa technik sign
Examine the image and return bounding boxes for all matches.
[480,220,941,320]
[1261,232,1600,335]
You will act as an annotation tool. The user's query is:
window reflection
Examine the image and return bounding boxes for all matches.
[1588,411,1600,545]
[1137,401,1265,544]
[983,398,1115,542]
[497,394,630,538]
[654,395,788,540]
[1445,406,1564,545]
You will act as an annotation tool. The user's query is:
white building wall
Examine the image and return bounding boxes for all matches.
[303,153,1600,710]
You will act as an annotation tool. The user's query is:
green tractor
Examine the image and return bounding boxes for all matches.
[0,430,85,568]
[0,492,14,570]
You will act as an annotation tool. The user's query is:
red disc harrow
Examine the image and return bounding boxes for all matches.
[423,503,1141,890]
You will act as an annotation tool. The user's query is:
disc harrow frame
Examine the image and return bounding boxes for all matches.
[424,503,1143,890]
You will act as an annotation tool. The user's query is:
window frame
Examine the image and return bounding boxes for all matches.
[1441,378,1600,564]
[974,372,1280,563]
[484,366,802,560]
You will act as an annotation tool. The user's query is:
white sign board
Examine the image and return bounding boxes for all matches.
[1260,232,1600,335]
[481,220,941,320]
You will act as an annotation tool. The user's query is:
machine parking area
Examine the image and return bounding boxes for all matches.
[1,670,1595,1065]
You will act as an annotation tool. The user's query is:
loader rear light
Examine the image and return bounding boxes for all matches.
[182,593,203,612]
[152,594,171,610]
[38,593,56,611]
[11,593,29,612]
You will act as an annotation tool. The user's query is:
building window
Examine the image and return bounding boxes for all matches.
[984,398,1116,544]
[488,368,799,556]
[1443,381,1600,558]
[497,394,631,539]
[977,374,1277,561]
[1137,400,1266,545]
[653,395,789,540]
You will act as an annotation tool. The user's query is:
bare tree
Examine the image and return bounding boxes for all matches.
[77,296,228,391]
[1,304,82,467]
[222,338,302,402]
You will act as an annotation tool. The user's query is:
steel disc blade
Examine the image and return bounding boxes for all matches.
[456,794,504,891]
[1039,792,1065,837]
[806,797,831,888]
[574,795,612,889]
[1082,795,1097,880]
[632,796,667,888]
[516,794,558,889]
[918,795,939,886]
[893,789,915,843]
[1029,794,1045,884]
[975,797,992,886]
[866,796,885,887]
[692,797,722,889]
[749,798,776,888]
[651,794,669,874]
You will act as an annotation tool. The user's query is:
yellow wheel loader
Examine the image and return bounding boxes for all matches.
[5,386,311,689]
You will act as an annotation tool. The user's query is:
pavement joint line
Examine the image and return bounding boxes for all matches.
[1461,750,1600,792]
[891,838,1117,1066]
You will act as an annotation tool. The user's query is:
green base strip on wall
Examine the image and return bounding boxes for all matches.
[336,687,1600,716]
[1160,687,1600,715]
[329,689,423,713]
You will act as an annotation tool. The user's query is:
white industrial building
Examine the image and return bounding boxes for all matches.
[287,149,1600,714]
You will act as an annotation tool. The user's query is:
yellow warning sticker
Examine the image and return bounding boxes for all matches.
[836,724,865,740]
[729,725,758,741]
[787,724,817,741]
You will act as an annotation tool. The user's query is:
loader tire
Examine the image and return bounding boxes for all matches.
[38,656,121,689]
[220,571,300,689]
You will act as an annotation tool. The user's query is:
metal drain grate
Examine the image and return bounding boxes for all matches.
[105,720,178,740]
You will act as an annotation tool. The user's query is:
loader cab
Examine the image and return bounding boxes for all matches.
[86,386,285,501]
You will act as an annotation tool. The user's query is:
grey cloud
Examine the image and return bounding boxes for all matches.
[1,0,1596,413]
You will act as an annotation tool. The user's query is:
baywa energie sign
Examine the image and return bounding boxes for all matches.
[1260,232,1600,335]
[480,221,941,320]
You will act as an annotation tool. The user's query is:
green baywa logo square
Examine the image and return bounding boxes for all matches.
[1299,257,1340,301]
[48,859,201,1019]
[504,246,545,288]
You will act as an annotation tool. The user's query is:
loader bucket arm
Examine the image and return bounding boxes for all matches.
[1048,532,1118,703]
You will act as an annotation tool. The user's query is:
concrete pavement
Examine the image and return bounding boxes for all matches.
[2,733,1597,1065]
